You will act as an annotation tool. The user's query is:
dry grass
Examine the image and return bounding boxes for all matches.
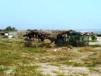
[0,37,101,76]
[0,38,45,76]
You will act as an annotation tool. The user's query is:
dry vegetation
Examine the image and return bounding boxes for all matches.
[0,37,101,76]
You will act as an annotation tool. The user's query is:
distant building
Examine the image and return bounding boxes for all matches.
[0,31,5,36]
[0,31,18,39]
[97,34,101,37]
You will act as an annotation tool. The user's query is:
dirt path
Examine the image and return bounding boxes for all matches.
[38,63,101,76]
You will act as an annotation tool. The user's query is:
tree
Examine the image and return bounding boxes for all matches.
[4,26,17,32]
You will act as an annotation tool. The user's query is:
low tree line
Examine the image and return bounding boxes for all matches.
[0,26,17,32]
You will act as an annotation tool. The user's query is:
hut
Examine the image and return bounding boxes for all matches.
[0,31,18,39]
[55,30,90,46]
[0,30,6,37]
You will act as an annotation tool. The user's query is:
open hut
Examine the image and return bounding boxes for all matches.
[55,30,90,46]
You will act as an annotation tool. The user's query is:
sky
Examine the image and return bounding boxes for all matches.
[0,0,101,30]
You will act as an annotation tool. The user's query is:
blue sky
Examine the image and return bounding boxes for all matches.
[0,0,101,30]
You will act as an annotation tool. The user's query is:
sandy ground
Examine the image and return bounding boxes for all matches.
[38,63,101,76]
[37,47,101,76]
